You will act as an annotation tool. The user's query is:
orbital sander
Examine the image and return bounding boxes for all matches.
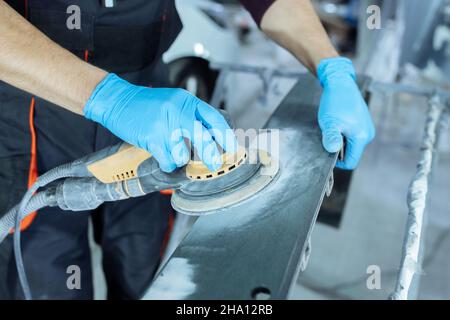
[0,138,279,299]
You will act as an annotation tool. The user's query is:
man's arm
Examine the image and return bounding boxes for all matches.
[255,0,375,170]
[0,0,107,114]
[260,0,338,74]
[0,1,236,172]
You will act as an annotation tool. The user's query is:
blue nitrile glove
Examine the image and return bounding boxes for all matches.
[317,57,375,170]
[84,74,237,172]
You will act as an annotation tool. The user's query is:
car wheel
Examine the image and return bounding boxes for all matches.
[169,58,218,102]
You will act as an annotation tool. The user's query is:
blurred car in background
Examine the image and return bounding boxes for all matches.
[164,0,365,102]
[164,0,254,101]
[313,0,361,54]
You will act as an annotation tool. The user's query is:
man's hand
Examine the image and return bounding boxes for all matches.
[84,74,237,172]
[0,2,237,172]
[317,57,375,170]
[261,0,375,169]
[259,0,375,169]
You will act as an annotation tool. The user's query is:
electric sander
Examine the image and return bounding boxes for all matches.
[0,139,279,245]
[61,141,278,215]
[0,137,279,299]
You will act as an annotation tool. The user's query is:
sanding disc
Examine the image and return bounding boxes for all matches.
[171,149,279,216]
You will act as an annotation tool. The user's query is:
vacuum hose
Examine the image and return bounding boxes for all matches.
[0,189,56,243]
[0,143,186,299]
[7,162,81,300]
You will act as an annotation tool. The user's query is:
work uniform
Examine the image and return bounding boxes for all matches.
[0,0,274,300]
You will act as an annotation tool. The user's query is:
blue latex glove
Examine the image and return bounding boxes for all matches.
[84,74,237,172]
[317,57,375,170]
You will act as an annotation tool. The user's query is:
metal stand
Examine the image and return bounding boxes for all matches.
[210,62,307,108]
[369,80,450,300]
[390,95,449,300]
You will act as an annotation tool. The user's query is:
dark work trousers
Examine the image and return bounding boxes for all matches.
[0,0,182,300]
[0,61,174,300]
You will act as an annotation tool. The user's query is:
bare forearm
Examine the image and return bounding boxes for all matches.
[260,0,339,74]
[0,1,107,115]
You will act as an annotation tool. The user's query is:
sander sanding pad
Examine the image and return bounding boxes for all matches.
[186,147,247,181]
[171,148,279,215]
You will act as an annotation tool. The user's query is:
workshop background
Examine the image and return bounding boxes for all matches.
[87,0,450,300]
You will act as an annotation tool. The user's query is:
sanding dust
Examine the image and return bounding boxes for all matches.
[141,258,196,300]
